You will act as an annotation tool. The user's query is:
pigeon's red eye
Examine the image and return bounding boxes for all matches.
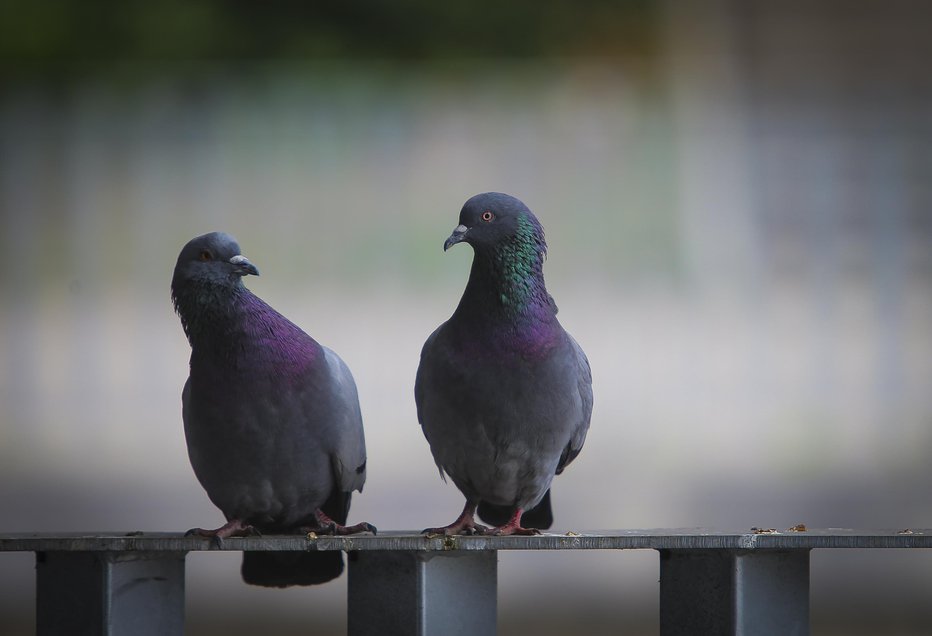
[481,211,494,222]
[199,250,213,261]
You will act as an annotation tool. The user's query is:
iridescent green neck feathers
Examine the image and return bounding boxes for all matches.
[493,213,548,312]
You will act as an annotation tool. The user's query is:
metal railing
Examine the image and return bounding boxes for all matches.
[2,529,929,635]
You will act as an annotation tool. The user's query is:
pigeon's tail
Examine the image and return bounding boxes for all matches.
[241,488,354,587]
[477,489,553,529]
[241,551,344,587]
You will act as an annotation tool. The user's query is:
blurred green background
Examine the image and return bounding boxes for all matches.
[1,0,931,634]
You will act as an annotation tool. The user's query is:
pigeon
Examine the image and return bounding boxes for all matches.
[171,232,374,587]
[415,193,593,535]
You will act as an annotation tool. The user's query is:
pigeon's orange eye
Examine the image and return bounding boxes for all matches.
[199,250,213,261]
[481,211,494,222]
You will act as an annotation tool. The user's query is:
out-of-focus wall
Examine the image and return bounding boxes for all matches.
[1,1,930,634]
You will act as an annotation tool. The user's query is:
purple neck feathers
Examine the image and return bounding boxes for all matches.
[174,283,321,376]
[451,260,562,358]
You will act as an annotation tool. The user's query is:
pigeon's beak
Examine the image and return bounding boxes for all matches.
[443,225,468,251]
[229,254,259,277]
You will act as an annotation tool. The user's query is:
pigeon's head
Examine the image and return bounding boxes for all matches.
[172,232,259,295]
[444,192,546,259]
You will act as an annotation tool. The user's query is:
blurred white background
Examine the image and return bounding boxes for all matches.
[1,1,931,634]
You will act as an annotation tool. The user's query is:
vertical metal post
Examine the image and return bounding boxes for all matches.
[36,551,185,636]
[348,550,497,636]
[659,549,810,636]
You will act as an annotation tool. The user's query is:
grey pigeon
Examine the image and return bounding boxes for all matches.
[171,232,374,587]
[415,193,593,535]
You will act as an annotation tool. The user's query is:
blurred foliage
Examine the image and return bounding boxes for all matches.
[0,0,657,79]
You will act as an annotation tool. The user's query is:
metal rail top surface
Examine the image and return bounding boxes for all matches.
[1,528,929,552]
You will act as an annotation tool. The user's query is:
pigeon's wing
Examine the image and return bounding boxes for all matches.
[321,347,367,495]
[180,376,203,473]
[555,333,592,475]
[414,325,442,426]
[238,344,363,587]
[181,376,191,420]
[414,324,460,484]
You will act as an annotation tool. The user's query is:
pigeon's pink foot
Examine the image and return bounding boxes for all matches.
[482,508,541,536]
[302,509,377,536]
[423,501,489,536]
[185,518,259,547]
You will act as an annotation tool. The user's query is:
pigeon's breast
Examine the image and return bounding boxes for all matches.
[420,329,583,509]
[456,318,564,362]
[183,364,335,528]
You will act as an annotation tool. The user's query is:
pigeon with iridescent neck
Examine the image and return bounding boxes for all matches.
[171,231,374,586]
[415,193,593,535]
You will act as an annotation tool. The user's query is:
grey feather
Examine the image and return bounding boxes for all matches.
[172,231,369,585]
[415,193,593,532]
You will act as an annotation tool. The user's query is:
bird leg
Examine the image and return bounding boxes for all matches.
[301,509,377,536]
[482,508,541,536]
[185,518,260,548]
[422,500,489,536]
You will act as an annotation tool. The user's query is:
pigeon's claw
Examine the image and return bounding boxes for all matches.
[480,508,541,536]
[337,521,377,535]
[302,510,377,536]
[483,524,541,536]
[185,518,259,546]
[307,520,338,535]
[422,501,487,536]
[422,521,489,536]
